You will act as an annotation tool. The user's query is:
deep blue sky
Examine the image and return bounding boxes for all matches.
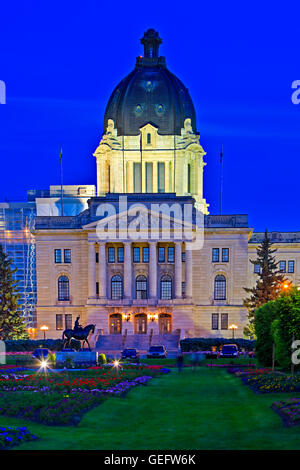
[0,0,299,231]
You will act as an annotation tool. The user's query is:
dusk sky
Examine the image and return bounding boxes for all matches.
[0,0,299,232]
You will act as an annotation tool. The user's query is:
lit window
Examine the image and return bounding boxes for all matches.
[212,248,219,263]
[279,261,286,273]
[221,313,228,330]
[111,275,123,300]
[212,314,219,330]
[214,275,226,300]
[160,274,172,300]
[288,261,295,273]
[56,314,63,330]
[136,275,147,299]
[54,249,61,263]
[58,276,69,301]
[65,314,72,330]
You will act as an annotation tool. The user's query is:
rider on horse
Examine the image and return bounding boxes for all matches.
[74,316,83,332]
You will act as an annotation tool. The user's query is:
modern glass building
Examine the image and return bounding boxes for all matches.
[0,185,96,338]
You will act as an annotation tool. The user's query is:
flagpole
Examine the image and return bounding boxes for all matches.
[60,146,64,216]
[220,144,223,215]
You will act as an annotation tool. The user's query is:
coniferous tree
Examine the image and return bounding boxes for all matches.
[243,229,286,337]
[0,244,28,339]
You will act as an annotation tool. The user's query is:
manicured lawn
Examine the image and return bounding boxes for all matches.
[2,367,300,450]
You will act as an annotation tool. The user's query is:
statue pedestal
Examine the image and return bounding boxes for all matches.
[55,350,98,367]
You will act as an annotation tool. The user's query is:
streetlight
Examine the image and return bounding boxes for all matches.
[229,324,238,339]
[40,325,49,340]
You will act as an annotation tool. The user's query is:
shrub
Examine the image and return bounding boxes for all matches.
[254,301,280,366]
[180,338,255,352]
[98,353,107,365]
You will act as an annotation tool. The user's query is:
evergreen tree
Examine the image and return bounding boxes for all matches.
[243,229,286,337]
[0,244,28,340]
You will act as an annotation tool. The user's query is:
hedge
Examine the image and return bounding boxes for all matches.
[3,339,80,352]
[180,337,255,352]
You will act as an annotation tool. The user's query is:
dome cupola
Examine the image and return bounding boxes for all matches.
[104,29,197,136]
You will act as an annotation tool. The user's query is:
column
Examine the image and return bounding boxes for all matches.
[185,248,193,298]
[88,242,96,298]
[124,242,132,299]
[153,161,158,193]
[98,242,106,298]
[174,242,182,299]
[149,242,157,299]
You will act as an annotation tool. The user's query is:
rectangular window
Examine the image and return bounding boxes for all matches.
[133,247,140,263]
[133,162,142,193]
[157,162,165,193]
[222,248,229,262]
[288,260,295,273]
[254,263,260,274]
[65,314,72,330]
[145,162,153,193]
[279,261,286,273]
[54,249,62,264]
[64,249,71,264]
[221,313,228,330]
[96,282,99,295]
[212,248,219,263]
[108,247,115,263]
[167,246,175,263]
[212,314,219,330]
[158,246,165,263]
[182,282,185,296]
[142,247,149,263]
[56,314,63,330]
[117,247,124,263]
[182,252,186,262]
[95,252,99,263]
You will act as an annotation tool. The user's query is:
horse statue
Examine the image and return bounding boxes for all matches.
[62,324,96,350]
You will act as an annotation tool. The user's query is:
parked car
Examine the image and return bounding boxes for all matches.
[219,344,239,358]
[121,348,139,360]
[32,348,51,360]
[147,345,167,359]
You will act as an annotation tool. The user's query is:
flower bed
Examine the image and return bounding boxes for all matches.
[241,373,300,393]
[271,398,300,426]
[0,426,38,449]
[0,365,171,425]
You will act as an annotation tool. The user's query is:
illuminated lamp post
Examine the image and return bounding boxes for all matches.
[40,325,49,340]
[229,324,238,339]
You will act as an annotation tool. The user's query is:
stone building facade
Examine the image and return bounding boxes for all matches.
[34,29,300,343]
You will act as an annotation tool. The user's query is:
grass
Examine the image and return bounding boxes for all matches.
[2,366,300,450]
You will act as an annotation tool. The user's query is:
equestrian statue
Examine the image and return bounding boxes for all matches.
[62,316,96,350]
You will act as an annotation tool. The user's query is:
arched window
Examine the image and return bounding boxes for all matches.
[136,275,147,299]
[160,274,172,300]
[214,275,226,300]
[58,275,69,301]
[111,275,123,300]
